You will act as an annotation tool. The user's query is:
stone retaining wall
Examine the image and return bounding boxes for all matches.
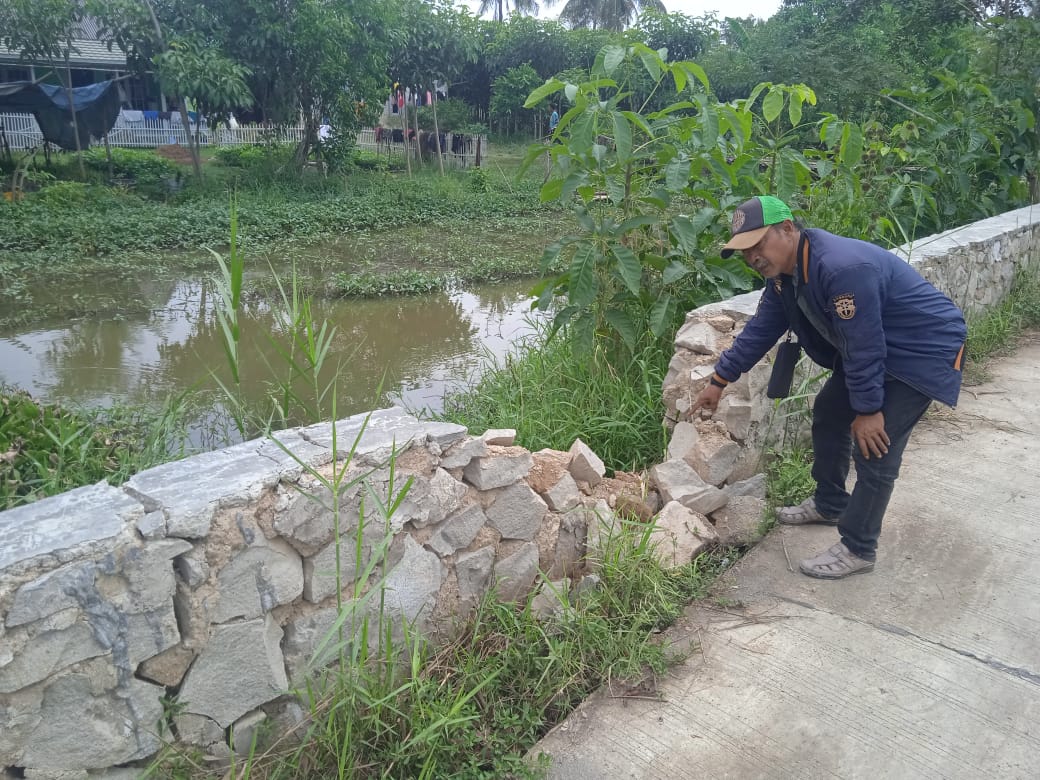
[662,203,1040,466]
[1,409,656,777]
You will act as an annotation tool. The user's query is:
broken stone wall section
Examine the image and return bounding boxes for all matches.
[0,413,629,776]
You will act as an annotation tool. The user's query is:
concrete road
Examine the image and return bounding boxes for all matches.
[533,338,1040,779]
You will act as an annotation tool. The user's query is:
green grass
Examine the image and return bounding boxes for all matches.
[439,327,671,473]
[964,268,1040,383]
[146,517,725,780]
[0,386,189,510]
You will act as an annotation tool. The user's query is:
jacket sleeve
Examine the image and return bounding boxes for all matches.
[824,264,887,413]
[714,284,789,382]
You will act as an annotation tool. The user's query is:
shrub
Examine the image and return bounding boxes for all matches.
[214,145,269,168]
[82,148,178,184]
[31,181,91,206]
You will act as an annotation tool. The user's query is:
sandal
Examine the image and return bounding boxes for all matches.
[799,542,875,579]
[776,497,839,526]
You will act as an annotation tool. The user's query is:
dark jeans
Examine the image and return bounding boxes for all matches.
[811,372,932,561]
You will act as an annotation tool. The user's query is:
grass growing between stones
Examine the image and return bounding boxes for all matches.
[147,517,724,780]
[963,268,1040,384]
[440,327,671,473]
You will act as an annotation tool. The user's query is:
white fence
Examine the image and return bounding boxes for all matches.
[0,111,488,168]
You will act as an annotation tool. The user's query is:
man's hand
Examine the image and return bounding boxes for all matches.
[690,384,723,417]
[851,412,889,459]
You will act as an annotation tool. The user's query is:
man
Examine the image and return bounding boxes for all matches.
[548,105,560,136]
[691,196,967,579]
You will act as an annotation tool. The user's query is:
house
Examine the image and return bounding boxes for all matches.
[0,15,159,110]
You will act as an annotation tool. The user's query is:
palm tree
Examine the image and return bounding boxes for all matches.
[477,0,541,23]
[552,0,665,32]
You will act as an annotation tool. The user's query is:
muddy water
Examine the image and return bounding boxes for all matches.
[0,273,541,445]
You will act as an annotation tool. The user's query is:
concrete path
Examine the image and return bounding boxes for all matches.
[534,338,1040,779]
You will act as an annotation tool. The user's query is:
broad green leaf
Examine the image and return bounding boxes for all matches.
[603,45,626,76]
[887,183,906,208]
[560,171,587,202]
[569,244,598,308]
[688,206,719,234]
[649,293,676,338]
[549,304,578,340]
[677,62,710,92]
[841,124,864,166]
[524,78,565,109]
[606,175,626,204]
[616,215,656,235]
[747,82,770,108]
[571,311,596,354]
[612,112,632,161]
[762,88,784,123]
[638,50,662,83]
[670,215,700,255]
[592,143,607,164]
[643,188,671,209]
[788,92,803,126]
[538,241,563,273]
[643,254,667,271]
[662,261,690,285]
[540,177,564,202]
[671,65,687,94]
[530,277,556,310]
[575,209,595,232]
[605,308,637,350]
[697,97,719,148]
[776,155,798,202]
[621,110,652,137]
[611,246,642,296]
[665,157,690,191]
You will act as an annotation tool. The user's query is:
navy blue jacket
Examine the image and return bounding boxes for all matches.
[715,229,967,412]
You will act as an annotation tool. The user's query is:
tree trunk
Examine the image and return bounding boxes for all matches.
[139,0,201,178]
[293,113,318,170]
[177,100,202,178]
[402,101,412,177]
[58,54,85,178]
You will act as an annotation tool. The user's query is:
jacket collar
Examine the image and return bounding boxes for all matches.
[797,231,810,285]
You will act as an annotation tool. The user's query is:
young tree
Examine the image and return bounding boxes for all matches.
[195,0,395,169]
[89,0,252,178]
[1,0,88,174]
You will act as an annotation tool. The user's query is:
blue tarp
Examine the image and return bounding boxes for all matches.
[0,79,121,151]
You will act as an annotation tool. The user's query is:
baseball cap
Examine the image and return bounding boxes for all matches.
[720,195,794,258]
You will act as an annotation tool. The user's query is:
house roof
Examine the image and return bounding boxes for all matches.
[0,14,127,70]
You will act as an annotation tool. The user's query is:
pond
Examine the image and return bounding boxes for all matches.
[0,271,542,448]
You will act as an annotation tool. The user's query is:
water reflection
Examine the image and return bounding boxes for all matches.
[0,273,541,443]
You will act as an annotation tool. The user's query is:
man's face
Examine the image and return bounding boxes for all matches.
[740,223,797,278]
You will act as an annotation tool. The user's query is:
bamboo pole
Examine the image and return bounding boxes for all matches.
[401,95,411,177]
[431,91,445,176]
[103,131,114,181]
[413,98,423,169]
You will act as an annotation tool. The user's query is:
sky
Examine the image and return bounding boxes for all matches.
[460,0,784,23]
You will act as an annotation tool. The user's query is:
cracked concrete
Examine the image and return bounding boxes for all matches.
[533,337,1040,779]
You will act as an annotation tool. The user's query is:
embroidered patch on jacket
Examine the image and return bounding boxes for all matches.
[833,293,856,320]
[773,278,783,294]
[732,209,746,232]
